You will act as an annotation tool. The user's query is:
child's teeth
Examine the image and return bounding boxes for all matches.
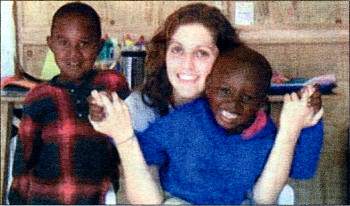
[221,110,237,119]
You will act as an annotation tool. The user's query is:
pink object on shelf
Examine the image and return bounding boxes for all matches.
[306,73,336,85]
[271,70,290,84]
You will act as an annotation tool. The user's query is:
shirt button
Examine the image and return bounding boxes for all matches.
[77,113,83,118]
[69,89,75,93]
[76,99,81,104]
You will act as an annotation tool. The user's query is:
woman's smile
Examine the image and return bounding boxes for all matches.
[177,72,199,82]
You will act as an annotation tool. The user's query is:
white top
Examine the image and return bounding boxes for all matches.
[125,91,174,132]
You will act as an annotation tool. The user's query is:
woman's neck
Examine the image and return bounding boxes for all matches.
[171,92,201,108]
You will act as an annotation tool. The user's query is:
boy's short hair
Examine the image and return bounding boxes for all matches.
[51,2,101,38]
[209,46,272,96]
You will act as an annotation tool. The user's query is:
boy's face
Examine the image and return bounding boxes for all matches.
[47,13,102,83]
[206,63,265,134]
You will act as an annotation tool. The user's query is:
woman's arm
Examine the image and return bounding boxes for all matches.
[89,90,163,204]
[253,85,323,204]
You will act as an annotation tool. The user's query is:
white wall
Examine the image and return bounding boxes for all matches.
[1,1,16,78]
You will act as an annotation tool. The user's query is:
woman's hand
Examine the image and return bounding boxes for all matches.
[253,85,323,204]
[89,90,164,204]
[89,90,134,144]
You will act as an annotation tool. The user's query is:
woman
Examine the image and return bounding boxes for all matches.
[125,3,241,132]
[89,3,323,204]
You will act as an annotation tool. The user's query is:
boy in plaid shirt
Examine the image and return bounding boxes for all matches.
[8,2,129,204]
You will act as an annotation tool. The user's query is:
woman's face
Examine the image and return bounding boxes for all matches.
[166,23,218,105]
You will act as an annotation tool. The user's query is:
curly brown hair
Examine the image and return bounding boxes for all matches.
[142,3,242,116]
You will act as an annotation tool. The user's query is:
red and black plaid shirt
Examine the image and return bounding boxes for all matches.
[9,69,129,204]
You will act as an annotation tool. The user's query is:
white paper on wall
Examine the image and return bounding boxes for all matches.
[1,1,16,78]
[235,2,254,25]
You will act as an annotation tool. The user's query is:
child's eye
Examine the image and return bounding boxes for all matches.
[218,88,231,96]
[58,39,68,46]
[170,46,183,55]
[240,95,254,103]
[79,41,89,47]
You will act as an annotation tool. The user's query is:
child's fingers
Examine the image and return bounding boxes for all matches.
[89,111,105,119]
[89,103,104,113]
[308,85,322,110]
[309,96,321,105]
[89,101,106,121]
[308,96,322,111]
[313,83,320,91]
[299,84,315,100]
[309,86,321,101]
[100,93,114,113]
[306,84,315,96]
[89,113,105,122]
[89,105,105,118]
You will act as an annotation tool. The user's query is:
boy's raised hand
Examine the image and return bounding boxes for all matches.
[89,90,134,144]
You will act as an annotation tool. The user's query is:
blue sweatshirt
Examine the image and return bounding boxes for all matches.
[137,98,323,204]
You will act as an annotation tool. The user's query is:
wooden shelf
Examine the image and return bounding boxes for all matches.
[268,93,337,103]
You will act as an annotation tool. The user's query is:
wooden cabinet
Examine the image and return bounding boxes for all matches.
[15,1,348,77]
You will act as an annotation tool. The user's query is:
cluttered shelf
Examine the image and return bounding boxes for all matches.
[268,93,337,103]
[0,71,338,103]
[1,89,337,103]
[268,72,337,102]
[1,91,26,103]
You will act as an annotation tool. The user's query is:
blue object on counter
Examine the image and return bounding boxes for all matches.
[98,38,114,61]
[269,78,337,95]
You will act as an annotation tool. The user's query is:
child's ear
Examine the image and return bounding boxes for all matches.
[204,75,213,93]
[204,81,212,97]
[97,39,105,53]
[260,96,269,107]
[259,96,271,115]
[47,36,53,50]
